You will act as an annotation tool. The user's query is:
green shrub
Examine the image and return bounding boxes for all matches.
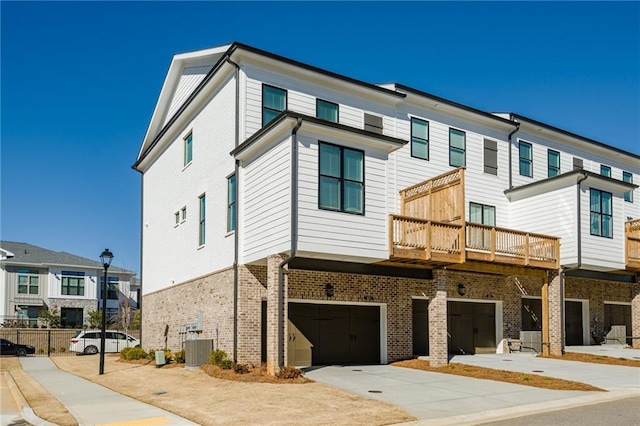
[121,347,147,360]
[232,363,251,374]
[276,366,304,380]
[147,349,156,360]
[208,349,228,366]
[219,359,233,370]
[174,349,186,364]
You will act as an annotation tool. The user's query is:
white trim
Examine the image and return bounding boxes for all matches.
[411,295,429,300]
[521,295,542,300]
[288,298,388,364]
[603,300,632,306]
[565,297,590,345]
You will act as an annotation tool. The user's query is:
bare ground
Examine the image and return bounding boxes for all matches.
[51,355,415,425]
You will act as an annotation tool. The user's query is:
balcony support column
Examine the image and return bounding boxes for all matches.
[266,254,288,375]
[632,279,640,349]
[545,270,563,356]
[428,269,449,367]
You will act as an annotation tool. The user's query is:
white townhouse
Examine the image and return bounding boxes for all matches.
[0,241,137,328]
[134,42,639,371]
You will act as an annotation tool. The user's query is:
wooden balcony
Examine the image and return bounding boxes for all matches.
[389,215,560,269]
[626,219,640,271]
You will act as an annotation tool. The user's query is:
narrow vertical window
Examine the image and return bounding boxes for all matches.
[519,141,533,177]
[449,128,466,167]
[227,174,237,232]
[547,150,560,177]
[262,85,287,126]
[411,117,429,160]
[174,212,180,225]
[600,165,611,177]
[319,142,364,214]
[316,99,338,123]
[198,194,206,246]
[184,132,193,166]
[590,189,612,238]
[623,172,633,202]
[484,139,498,175]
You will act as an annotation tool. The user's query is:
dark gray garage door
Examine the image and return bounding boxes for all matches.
[289,303,380,365]
[448,301,496,355]
[565,301,583,346]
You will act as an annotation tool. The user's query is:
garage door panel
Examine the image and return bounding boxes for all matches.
[448,301,496,355]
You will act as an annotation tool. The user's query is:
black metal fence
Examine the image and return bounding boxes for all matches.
[0,328,140,357]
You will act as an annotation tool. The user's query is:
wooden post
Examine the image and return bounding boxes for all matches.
[542,276,550,356]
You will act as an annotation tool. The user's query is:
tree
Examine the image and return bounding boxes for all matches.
[131,310,141,330]
[87,310,102,329]
[38,308,61,328]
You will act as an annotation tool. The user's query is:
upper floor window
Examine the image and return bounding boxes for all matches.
[573,157,583,170]
[590,189,612,238]
[262,84,287,126]
[469,202,496,226]
[600,165,611,177]
[449,128,466,167]
[61,271,85,296]
[99,276,120,300]
[519,141,533,177]
[184,132,193,166]
[364,113,383,134]
[17,269,39,295]
[316,99,338,123]
[547,150,560,177]
[484,139,498,175]
[227,174,236,232]
[198,194,206,246]
[319,142,364,214]
[623,171,633,202]
[411,118,429,160]
[174,212,180,225]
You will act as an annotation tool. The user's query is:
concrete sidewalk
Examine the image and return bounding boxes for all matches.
[19,357,197,426]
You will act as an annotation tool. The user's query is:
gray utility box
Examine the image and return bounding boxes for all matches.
[186,339,214,367]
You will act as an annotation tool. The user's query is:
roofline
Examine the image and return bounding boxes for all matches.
[394,83,516,127]
[0,260,135,275]
[511,113,640,160]
[504,169,638,196]
[231,111,408,158]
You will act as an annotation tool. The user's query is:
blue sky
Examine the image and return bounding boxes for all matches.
[1,1,639,275]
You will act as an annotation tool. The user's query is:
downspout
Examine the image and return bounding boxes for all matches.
[507,115,520,189]
[278,117,303,368]
[226,57,240,362]
[138,173,144,345]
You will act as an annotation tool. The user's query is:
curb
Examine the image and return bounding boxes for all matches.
[401,389,640,425]
[4,371,57,426]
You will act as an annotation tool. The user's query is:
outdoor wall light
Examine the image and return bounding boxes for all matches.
[457,283,466,296]
[324,283,335,298]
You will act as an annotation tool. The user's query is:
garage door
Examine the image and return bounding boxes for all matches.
[565,301,584,346]
[447,301,496,355]
[604,304,632,345]
[289,303,380,365]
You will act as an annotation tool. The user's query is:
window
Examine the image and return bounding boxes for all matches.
[61,271,85,296]
[61,307,83,328]
[600,165,611,177]
[484,139,498,175]
[364,113,383,134]
[227,174,236,232]
[411,118,429,160]
[262,85,287,126]
[184,132,193,166]
[469,202,496,248]
[181,207,187,222]
[590,189,612,238]
[573,157,583,170]
[198,194,206,246]
[548,150,560,177]
[174,212,180,225]
[316,99,338,123]
[319,142,364,214]
[519,141,533,177]
[99,276,120,300]
[449,128,466,167]
[17,270,39,295]
[623,171,633,202]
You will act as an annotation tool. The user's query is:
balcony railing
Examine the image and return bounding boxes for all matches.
[389,215,559,269]
[626,219,640,270]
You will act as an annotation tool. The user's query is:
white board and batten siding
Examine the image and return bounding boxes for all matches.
[297,132,390,262]
[240,136,292,264]
[143,77,236,295]
[47,269,98,300]
[163,65,214,128]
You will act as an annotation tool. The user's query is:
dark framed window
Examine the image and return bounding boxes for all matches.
[316,99,338,123]
[184,132,193,166]
[17,270,39,295]
[198,194,206,246]
[484,139,498,175]
[547,149,560,177]
[623,171,633,202]
[100,276,120,300]
[319,142,364,214]
[61,271,85,296]
[262,84,287,126]
[600,165,611,177]
[519,141,533,177]
[469,202,496,226]
[590,189,613,238]
[364,113,383,134]
[411,117,429,160]
[227,174,236,232]
[449,128,465,167]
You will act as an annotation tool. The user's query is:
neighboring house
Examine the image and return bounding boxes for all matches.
[0,241,137,328]
[134,42,640,372]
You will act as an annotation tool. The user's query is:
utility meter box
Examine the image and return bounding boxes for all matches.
[186,339,214,367]
[155,350,166,368]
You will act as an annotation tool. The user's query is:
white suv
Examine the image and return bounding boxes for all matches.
[69,330,140,355]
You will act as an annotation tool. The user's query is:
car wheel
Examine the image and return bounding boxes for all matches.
[84,345,99,355]
[16,348,26,357]
[135,345,140,348]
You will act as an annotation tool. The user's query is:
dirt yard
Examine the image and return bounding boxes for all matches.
[49,355,414,425]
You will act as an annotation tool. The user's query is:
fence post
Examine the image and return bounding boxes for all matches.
[17,329,20,345]
[47,330,51,357]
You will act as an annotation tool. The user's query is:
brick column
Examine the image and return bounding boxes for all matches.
[632,281,640,349]
[547,270,563,356]
[428,269,448,367]
[266,255,284,375]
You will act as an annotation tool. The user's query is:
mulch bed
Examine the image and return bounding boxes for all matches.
[200,364,312,384]
[540,351,640,368]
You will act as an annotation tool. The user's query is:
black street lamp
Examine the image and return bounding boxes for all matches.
[99,248,113,375]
